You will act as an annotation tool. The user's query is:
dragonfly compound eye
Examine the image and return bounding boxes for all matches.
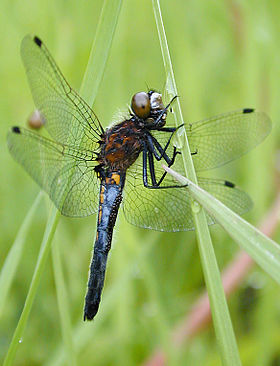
[131,92,151,119]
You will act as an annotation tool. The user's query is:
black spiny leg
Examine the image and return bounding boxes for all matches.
[152,123,184,133]
[143,144,149,187]
[155,146,182,187]
[147,123,184,163]
[146,134,172,164]
[142,142,185,189]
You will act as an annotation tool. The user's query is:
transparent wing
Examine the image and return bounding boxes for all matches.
[151,108,271,173]
[123,160,252,231]
[21,35,103,150]
[185,108,272,171]
[7,126,99,217]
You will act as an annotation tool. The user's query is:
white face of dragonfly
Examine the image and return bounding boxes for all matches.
[150,92,164,112]
[149,92,167,126]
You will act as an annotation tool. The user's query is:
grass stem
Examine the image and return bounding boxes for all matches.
[152,1,241,364]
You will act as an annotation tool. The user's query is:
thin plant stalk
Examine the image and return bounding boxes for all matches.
[152,1,241,364]
[0,192,43,316]
[3,206,60,366]
[79,0,122,103]
[52,238,77,366]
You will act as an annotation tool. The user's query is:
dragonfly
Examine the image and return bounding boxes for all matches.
[7,35,272,321]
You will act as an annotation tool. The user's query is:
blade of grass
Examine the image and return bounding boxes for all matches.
[152,1,241,364]
[3,206,60,366]
[52,237,77,366]
[164,166,280,284]
[0,192,43,316]
[4,2,122,364]
[136,234,175,364]
[79,0,122,103]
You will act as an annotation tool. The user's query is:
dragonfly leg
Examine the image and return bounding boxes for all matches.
[143,144,160,187]
[146,134,171,163]
[143,145,159,188]
[148,150,157,186]
[142,144,149,187]
[155,147,182,187]
[142,143,186,189]
[152,123,184,133]
[147,123,184,162]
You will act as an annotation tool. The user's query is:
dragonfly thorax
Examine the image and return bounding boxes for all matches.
[97,119,144,173]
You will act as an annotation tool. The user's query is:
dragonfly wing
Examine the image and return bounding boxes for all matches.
[197,177,253,215]
[123,160,191,231]
[7,127,99,217]
[21,35,103,150]
[123,160,252,231]
[186,108,272,171]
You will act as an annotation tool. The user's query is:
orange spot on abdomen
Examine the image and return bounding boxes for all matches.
[105,173,121,185]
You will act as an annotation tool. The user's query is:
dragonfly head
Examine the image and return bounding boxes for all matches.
[131,91,167,127]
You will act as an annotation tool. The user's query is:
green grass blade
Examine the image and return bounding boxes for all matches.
[165,166,280,284]
[152,1,241,364]
[152,0,195,180]
[4,2,123,364]
[3,206,60,366]
[0,192,43,316]
[79,0,122,104]
[52,238,77,366]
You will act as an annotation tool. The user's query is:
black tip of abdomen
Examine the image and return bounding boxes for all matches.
[83,298,100,321]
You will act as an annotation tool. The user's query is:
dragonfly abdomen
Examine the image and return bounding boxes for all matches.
[84,171,125,320]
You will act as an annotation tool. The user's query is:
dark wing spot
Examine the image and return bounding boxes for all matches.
[224,180,235,188]
[243,108,254,114]
[34,36,42,47]
[12,126,21,134]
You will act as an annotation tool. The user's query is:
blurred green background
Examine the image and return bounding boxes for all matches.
[1,0,280,365]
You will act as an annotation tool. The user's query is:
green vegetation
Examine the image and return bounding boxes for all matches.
[1,0,280,365]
